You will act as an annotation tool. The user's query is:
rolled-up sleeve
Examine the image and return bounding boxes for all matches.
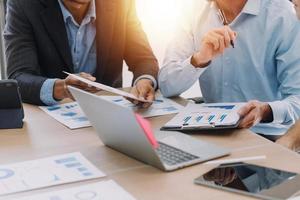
[158,5,207,98]
[271,16,300,125]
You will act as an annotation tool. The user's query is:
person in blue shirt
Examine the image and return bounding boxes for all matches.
[274,0,300,151]
[4,0,159,108]
[158,0,300,138]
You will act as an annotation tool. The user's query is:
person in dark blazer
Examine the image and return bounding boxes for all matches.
[4,0,159,107]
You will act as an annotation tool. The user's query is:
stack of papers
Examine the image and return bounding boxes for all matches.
[161,103,245,131]
[13,180,136,200]
[0,152,105,196]
[40,96,183,129]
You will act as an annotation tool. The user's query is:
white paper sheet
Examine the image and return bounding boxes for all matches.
[100,95,183,118]
[290,196,300,200]
[0,152,105,196]
[14,180,136,200]
[40,96,182,129]
[163,103,245,129]
[64,72,152,103]
[39,102,91,129]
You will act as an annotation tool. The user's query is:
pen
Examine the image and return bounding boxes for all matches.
[218,9,235,48]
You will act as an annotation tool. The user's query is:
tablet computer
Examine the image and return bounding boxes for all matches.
[194,162,300,200]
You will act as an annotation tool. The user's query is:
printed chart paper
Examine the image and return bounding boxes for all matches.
[14,180,136,200]
[41,96,182,130]
[40,102,91,129]
[163,103,245,129]
[100,95,183,118]
[64,72,152,103]
[0,152,105,196]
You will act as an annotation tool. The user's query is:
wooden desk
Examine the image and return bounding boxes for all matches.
[1,98,300,200]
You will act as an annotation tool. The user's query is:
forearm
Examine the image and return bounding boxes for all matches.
[159,57,206,97]
[10,72,47,105]
[276,121,300,151]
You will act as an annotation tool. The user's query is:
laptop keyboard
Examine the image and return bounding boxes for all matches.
[156,142,199,166]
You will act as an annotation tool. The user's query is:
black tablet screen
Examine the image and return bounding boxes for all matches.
[195,163,300,200]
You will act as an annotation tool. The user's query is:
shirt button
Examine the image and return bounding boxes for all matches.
[224,82,228,86]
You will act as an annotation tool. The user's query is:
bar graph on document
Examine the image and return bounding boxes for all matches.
[181,111,239,127]
[0,152,105,196]
[163,103,244,129]
[100,95,183,118]
[39,102,91,129]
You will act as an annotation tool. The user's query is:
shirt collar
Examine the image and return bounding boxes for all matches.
[58,0,96,26]
[242,0,261,16]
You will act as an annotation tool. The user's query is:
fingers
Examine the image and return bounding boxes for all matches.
[215,28,230,49]
[130,80,155,108]
[136,85,154,108]
[79,72,96,81]
[224,26,237,42]
[238,101,263,128]
[212,32,225,53]
[203,27,237,54]
[129,87,140,105]
[238,102,256,117]
[65,72,97,92]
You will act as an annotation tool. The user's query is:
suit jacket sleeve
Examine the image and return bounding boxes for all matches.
[4,0,47,105]
[123,0,159,84]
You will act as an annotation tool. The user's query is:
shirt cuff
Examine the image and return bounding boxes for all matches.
[134,75,158,90]
[268,101,288,124]
[183,56,207,75]
[40,79,60,106]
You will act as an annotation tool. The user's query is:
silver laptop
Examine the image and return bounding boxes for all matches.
[69,86,230,171]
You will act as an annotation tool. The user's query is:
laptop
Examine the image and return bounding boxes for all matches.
[69,86,230,171]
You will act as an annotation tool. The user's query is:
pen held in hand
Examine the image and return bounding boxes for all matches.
[218,9,235,48]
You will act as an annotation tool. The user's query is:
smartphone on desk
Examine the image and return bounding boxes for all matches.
[0,80,24,128]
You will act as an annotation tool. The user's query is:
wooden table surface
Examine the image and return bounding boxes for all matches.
[1,95,300,200]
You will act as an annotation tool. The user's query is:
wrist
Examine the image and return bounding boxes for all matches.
[261,103,274,123]
[53,79,67,101]
[191,52,211,68]
[136,78,154,87]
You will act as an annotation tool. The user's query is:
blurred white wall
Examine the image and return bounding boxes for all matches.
[123,0,203,98]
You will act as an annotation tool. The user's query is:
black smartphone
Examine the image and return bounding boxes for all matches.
[0,80,23,109]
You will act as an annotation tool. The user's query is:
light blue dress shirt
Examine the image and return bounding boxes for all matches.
[40,0,97,105]
[159,0,300,135]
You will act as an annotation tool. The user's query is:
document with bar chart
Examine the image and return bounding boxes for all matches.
[14,180,136,200]
[0,152,105,196]
[161,103,245,131]
[39,102,91,129]
[100,95,184,118]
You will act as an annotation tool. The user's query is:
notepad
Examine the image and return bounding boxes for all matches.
[161,103,245,131]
